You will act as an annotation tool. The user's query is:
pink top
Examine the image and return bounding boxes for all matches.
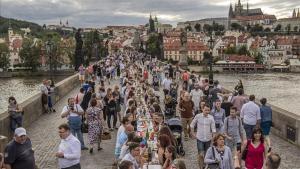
[245,141,265,169]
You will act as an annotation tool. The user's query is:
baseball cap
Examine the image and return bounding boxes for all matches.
[15,127,27,137]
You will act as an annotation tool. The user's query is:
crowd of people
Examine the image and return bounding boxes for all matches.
[0,50,283,169]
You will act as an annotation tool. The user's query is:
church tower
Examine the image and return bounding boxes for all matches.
[297,9,300,18]
[292,9,296,18]
[229,3,234,19]
[235,0,243,16]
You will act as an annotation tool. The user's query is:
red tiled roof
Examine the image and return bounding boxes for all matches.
[164,39,209,51]
[235,15,277,21]
[12,39,22,49]
[277,38,293,46]
[226,54,255,62]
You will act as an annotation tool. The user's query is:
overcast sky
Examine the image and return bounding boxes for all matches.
[1,0,299,28]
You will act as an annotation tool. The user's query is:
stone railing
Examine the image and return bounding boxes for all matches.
[0,73,79,151]
[156,60,300,147]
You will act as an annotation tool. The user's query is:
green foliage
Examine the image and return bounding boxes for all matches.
[264,28,271,32]
[203,24,212,33]
[0,16,42,35]
[185,25,192,32]
[146,34,160,57]
[250,24,263,33]
[286,24,291,34]
[254,52,264,64]
[294,26,298,32]
[19,38,41,71]
[237,45,250,55]
[224,46,237,54]
[0,43,10,69]
[231,23,244,31]
[194,23,201,32]
[274,24,282,32]
[83,30,102,65]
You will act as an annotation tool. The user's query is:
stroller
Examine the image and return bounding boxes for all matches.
[167,118,185,156]
[164,95,177,119]
[152,75,160,91]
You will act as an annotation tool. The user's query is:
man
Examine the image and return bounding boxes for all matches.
[231,89,248,114]
[61,98,88,150]
[240,95,261,139]
[190,104,216,169]
[182,71,189,91]
[119,160,134,169]
[223,107,245,157]
[178,92,194,140]
[56,123,81,169]
[211,99,226,132]
[41,79,49,113]
[115,124,134,160]
[190,84,203,115]
[78,64,85,86]
[4,127,35,169]
[265,152,281,169]
[162,74,172,96]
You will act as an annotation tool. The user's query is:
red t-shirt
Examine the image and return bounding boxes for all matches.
[182,73,189,81]
[143,71,148,79]
[245,141,265,169]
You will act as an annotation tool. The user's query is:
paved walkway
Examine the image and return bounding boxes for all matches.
[26,78,300,169]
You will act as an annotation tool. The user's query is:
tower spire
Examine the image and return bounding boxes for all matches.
[247,0,249,14]
[292,9,296,18]
[297,8,300,18]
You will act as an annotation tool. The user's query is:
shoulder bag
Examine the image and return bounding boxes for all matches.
[205,147,220,169]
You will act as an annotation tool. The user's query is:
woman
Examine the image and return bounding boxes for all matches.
[171,159,186,169]
[103,88,113,120]
[113,85,122,125]
[157,134,172,165]
[260,98,272,152]
[159,126,177,147]
[242,127,267,169]
[86,98,104,153]
[205,134,233,169]
[234,79,243,92]
[163,145,177,169]
[47,80,56,113]
[8,96,23,132]
[121,142,144,169]
[106,93,117,130]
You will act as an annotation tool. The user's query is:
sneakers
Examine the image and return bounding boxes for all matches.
[98,147,103,151]
[109,128,114,131]
[81,147,88,150]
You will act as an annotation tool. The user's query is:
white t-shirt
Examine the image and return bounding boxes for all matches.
[162,78,172,90]
[61,104,84,117]
[190,89,203,109]
[240,101,261,125]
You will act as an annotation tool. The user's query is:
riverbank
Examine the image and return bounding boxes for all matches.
[0,70,75,78]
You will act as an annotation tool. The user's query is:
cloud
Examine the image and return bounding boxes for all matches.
[1,0,299,27]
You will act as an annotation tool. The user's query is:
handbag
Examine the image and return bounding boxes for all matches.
[242,140,250,160]
[101,128,111,140]
[205,147,220,169]
[81,116,88,133]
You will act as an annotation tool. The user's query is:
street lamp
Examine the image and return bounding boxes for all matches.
[46,37,54,80]
[207,31,215,82]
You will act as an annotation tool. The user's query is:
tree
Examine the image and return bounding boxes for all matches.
[19,38,41,71]
[264,28,271,32]
[146,34,160,57]
[274,24,282,32]
[250,24,263,33]
[294,26,298,32]
[202,51,211,71]
[237,45,250,55]
[194,23,201,32]
[224,46,237,54]
[203,24,212,33]
[231,23,244,31]
[83,30,101,66]
[254,52,264,64]
[0,43,10,70]
[286,24,291,34]
[185,25,192,32]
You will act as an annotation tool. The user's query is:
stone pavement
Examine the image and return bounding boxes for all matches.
[25,77,300,169]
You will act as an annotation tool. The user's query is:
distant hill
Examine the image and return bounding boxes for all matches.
[0,16,42,36]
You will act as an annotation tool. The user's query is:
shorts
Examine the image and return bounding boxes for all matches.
[197,140,211,154]
[261,121,272,135]
[79,74,85,81]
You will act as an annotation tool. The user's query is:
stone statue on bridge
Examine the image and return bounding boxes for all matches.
[179,28,188,67]
[74,28,83,71]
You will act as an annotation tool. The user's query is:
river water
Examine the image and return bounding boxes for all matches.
[0,76,67,113]
[214,73,300,116]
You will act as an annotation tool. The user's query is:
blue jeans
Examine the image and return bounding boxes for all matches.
[244,124,256,139]
[197,140,211,154]
[10,116,23,132]
[68,116,85,148]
